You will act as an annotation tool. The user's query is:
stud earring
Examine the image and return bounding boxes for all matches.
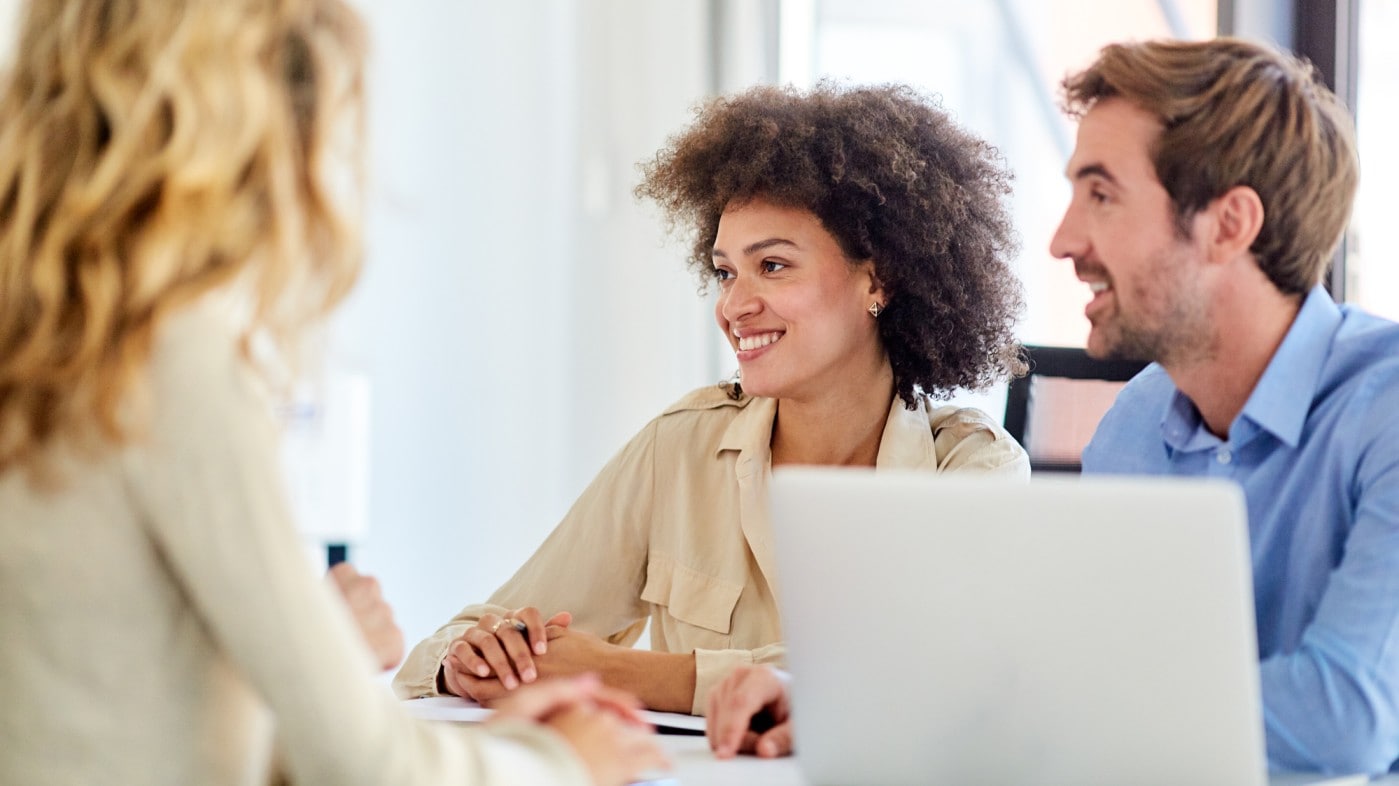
[868,302,883,318]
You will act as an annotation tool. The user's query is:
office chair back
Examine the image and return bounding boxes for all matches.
[1003,345,1148,473]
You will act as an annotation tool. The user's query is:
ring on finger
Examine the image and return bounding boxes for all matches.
[491,617,520,634]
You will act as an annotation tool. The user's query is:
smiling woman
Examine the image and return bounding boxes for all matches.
[710,200,886,411]
[393,81,1031,718]
[648,82,1028,406]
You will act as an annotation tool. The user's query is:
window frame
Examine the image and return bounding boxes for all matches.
[1220,0,1358,299]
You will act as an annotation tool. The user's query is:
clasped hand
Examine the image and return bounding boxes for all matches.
[442,607,621,703]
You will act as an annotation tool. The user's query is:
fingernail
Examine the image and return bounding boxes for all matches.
[534,642,546,655]
[475,665,489,677]
[503,676,518,690]
[522,668,536,682]
[759,740,775,757]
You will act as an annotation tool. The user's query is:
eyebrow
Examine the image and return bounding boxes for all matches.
[712,237,800,259]
[1067,162,1119,185]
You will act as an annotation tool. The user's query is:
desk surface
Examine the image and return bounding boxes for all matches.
[654,736,1399,786]
[652,735,801,786]
[401,700,1397,785]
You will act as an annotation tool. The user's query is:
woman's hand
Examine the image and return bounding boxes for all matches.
[327,563,404,672]
[491,674,668,786]
[451,625,697,712]
[706,664,794,759]
[441,607,572,697]
[449,624,613,704]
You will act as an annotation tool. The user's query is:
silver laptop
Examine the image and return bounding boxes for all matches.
[769,469,1357,786]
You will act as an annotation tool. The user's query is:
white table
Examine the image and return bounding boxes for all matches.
[403,699,1399,785]
[653,737,1399,786]
[651,735,805,786]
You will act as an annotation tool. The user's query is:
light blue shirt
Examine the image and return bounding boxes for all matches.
[1083,287,1399,776]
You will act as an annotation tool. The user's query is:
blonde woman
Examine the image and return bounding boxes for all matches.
[0,1,662,784]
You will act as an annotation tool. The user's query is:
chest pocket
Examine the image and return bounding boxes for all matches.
[640,554,743,635]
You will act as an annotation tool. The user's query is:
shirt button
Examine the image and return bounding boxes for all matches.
[1216,448,1232,465]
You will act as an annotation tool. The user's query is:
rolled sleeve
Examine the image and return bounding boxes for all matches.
[394,614,496,699]
[692,642,787,715]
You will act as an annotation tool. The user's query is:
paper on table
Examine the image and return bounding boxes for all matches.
[400,696,494,723]
[401,695,708,733]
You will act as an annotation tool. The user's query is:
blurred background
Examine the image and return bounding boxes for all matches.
[1,0,1391,650]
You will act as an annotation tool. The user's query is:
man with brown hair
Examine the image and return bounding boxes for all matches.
[1063,38,1399,775]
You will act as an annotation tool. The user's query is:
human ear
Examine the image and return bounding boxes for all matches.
[860,260,887,306]
[1207,185,1264,264]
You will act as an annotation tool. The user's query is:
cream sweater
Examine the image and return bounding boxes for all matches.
[0,307,591,785]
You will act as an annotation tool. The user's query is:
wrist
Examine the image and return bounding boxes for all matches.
[618,648,695,714]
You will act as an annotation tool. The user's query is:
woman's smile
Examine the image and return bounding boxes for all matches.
[736,330,784,354]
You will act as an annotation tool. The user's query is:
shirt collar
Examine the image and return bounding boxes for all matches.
[717,395,776,460]
[1238,286,1340,448]
[716,394,936,468]
[1161,389,1210,452]
[1161,285,1340,451]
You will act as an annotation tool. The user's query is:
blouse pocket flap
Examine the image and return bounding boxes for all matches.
[640,555,743,635]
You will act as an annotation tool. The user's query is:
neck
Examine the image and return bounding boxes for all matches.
[770,360,896,468]
[1163,273,1303,439]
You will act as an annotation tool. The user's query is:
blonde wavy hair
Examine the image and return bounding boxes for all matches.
[0,0,367,473]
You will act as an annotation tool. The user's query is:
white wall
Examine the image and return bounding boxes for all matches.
[0,0,729,658]
[334,1,724,647]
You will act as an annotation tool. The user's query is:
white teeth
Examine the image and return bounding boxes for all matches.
[1088,281,1111,294]
[737,332,783,352]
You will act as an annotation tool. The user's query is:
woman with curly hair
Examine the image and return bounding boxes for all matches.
[0,1,665,784]
[395,82,1029,718]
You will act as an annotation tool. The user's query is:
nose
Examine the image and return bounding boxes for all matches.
[719,273,761,325]
[1048,202,1085,262]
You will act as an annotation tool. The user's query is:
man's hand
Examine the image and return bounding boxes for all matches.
[328,563,404,672]
[706,664,793,759]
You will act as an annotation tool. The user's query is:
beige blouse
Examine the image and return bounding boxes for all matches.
[394,384,1030,715]
[0,307,590,786]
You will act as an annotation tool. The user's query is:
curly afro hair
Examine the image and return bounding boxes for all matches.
[636,81,1025,406]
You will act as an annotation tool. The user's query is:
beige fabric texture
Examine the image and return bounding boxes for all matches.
[394,384,1030,715]
[0,306,591,786]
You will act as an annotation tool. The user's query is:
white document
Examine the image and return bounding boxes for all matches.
[401,695,707,734]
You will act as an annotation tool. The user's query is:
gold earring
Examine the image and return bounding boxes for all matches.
[868,302,883,318]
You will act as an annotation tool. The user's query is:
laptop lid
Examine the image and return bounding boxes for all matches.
[769,469,1265,786]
